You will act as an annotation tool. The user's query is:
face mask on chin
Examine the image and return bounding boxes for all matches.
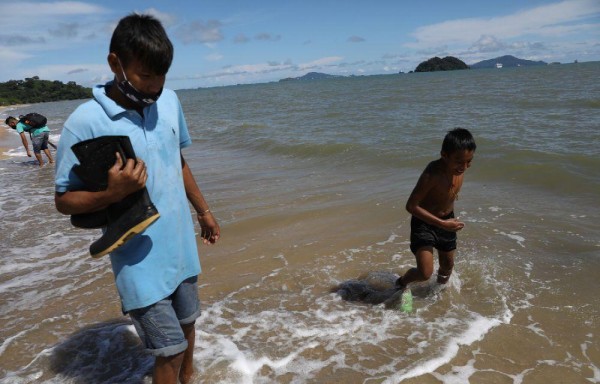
[115,58,162,108]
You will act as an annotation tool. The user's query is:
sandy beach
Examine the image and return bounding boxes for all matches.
[0,105,29,160]
[0,127,12,160]
[0,105,22,160]
[1,64,599,383]
[0,125,24,160]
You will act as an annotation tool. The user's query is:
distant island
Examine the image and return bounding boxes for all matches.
[0,76,92,106]
[470,55,547,69]
[279,72,342,82]
[414,56,469,72]
[271,54,573,85]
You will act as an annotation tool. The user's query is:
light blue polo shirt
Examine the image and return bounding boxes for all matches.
[55,82,201,311]
[16,121,50,137]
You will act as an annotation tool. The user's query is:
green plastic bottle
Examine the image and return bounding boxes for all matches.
[400,289,413,313]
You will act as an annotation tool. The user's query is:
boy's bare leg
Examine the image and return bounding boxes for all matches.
[153,352,184,384]
[437,250,455,284]
[397,247,435,288]
[179,322,197,384]
[44,149,54,163]
[34,152,44,167]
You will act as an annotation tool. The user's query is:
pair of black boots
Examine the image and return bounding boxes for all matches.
[70,136,160,258]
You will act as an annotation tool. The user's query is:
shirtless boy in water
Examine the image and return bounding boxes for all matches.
[396,128,476,289]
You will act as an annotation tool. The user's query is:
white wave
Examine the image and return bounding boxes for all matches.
[496,230,526,247]
[383,312,508,383]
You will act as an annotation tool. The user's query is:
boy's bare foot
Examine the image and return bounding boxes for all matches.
[179,367,197,384]
[436,272,451,284]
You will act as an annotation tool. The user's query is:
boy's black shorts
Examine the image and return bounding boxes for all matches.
[410,212,457,254]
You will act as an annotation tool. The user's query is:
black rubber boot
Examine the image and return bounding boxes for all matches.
[395,276,406,290]
[88,188,159,257]
[71,210,107,229]
[70,136,128,229]
[70,136,160,258]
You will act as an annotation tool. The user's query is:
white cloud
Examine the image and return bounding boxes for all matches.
[206,53,224,61]
[255,33,281,42]
[0,48,31,73]
[0,1,108,33]
[348,36,366,43]
[0,35,46,46]
[407,0,600,48]
[0,1,111,52]
[14,64,110,86]
[140,8,177,27]
[217,62,289,76]
[470,35,507,53]
[179,56,344,85]
[48,23,80,38]
[176,20,224,44]
[0,1,107,16]
[234,34,250,44]
[298,56,344,70]
[0,48,30,61]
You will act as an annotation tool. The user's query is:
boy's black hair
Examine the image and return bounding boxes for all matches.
[5,116,17,124]
[442,128,476,154]
[109,13,173,75]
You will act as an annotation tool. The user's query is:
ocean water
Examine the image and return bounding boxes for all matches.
[1,62,599,383]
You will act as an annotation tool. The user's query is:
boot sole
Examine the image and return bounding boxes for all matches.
[91,213,160,258]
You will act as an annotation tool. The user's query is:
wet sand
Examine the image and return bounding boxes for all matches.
[1,64,599,382]
[0,105,28,159]
[0,128,11,160]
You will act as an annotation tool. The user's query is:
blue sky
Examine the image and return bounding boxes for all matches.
[1,0,599,89]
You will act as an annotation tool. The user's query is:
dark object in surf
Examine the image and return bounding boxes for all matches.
[333,271,405,309]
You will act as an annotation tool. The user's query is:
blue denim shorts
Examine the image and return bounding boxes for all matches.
[31,132,49,153]
[128,276,201,357]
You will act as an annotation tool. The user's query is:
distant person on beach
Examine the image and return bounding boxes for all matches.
[396,128,476,291]
[5,116,54,167]
[54,14,220,384]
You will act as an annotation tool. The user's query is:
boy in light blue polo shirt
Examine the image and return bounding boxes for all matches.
[5,116,53,167]
[54,14,220,383]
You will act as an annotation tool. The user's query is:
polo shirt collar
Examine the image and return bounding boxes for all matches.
[93,81,130,119]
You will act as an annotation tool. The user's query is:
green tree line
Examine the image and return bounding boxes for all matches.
[0,76,92,106]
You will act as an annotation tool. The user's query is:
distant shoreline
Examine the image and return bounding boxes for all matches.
[175,60,597,91]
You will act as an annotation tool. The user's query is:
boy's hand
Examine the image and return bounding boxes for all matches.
[197,212,220,245]
[442,218,465,232]
[106,152,147,202]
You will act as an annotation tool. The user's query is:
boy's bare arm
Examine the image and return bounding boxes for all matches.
[55,153,147,215]
[181,153,220,244]
[181,154,210,215]
[19,132,31,157]
[406,171,441,226]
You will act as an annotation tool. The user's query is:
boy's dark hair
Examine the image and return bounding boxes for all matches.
[5,116,17,124]
[442,128,476,154]
[110,13,173,75]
